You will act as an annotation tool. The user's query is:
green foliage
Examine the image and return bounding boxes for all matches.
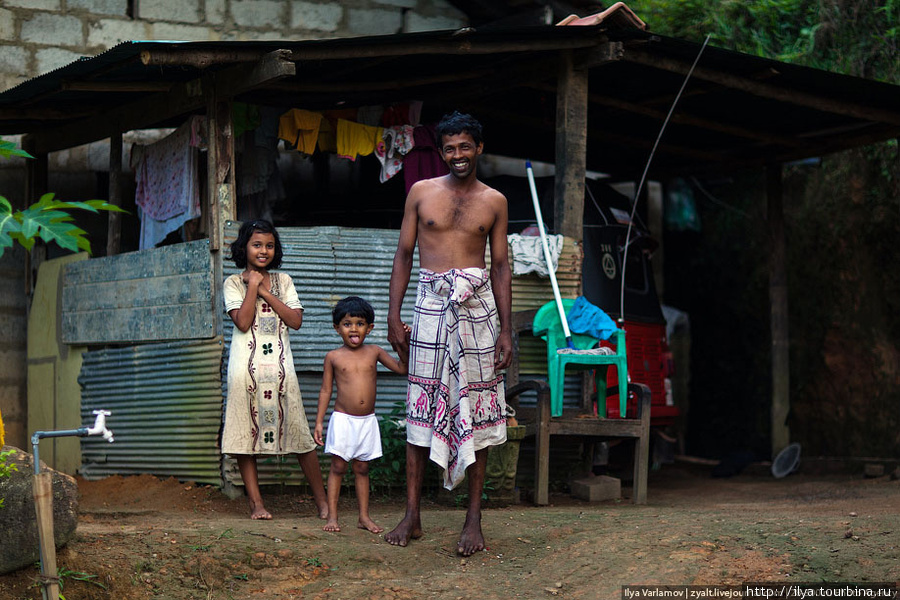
[0,448,18,509]
[628,0,899,82]
[0,137,127,258]
[369,402,408,493]
[1,193,127,258]
[30,565,108,599]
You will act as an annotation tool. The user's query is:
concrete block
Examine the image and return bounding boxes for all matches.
[405,11,466,33]
[139,0,201,23]
[235,30,291,42]
[570,475,621,502]
[151,22,215,42]
[291,0,342,32]
[20,13,84,47]
[374,0,417,8]
[205,0,227,25]
[35,47,83,75]
[0,45,28,75]
[87,19,150,49]
[3,0,59,10]
[347,7,402,36]
[231,0,286,29]
[68,0,128,16]
[0,9,15,41]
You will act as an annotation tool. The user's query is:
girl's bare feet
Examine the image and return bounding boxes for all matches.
[249,500,272,520]
[323,518,341,532]
[358,517,384,534]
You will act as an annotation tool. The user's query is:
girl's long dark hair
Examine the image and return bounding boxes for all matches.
[229,219,284,269]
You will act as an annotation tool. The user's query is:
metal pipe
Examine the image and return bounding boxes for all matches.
[525,160,573,347]
[31,411,114,600]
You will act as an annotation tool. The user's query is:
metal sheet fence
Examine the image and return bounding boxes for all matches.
[79,338,225,484]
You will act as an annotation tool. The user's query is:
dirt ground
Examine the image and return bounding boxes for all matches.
[1,462,898,600]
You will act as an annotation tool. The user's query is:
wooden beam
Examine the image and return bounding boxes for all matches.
[767,163,790,458]
[106,132,123,257]
[22,50,295,154]
[270,68,495,93]
[587,90,808,148]
[573,41,624,69]
[554,50,588,239]
[623,49,900,127]
[61,81,173,93]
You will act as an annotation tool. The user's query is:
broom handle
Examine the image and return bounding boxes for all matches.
[525,161,573,345]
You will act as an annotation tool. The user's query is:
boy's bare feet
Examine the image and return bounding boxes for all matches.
[249,500,272,520]
[358,517,384,534]
[384,515,423,547]
[316,501,329,520]
[323,518,341,532]
[457,514,484,556]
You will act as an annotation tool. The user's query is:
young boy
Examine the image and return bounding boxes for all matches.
[315,296,409,533]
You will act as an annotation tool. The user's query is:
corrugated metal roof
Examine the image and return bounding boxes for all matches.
[1,27,897,178]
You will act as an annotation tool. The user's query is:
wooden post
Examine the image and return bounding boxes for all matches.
[106,132,123,256]
[205,78,236,252]
[534,385,551,506]
[767,163,790,458]
[33,472,59,600]
[554,50,588,239]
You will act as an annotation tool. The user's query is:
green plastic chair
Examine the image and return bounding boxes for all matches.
[532,299,628,418]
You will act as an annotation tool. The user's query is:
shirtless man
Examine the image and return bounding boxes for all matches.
[384,111,512,557]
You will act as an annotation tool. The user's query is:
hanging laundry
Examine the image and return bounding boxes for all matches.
[232,102,261,139]
[131,116,204,249]
[336,119,383,161]
[507,232,564,277]
[403,124,449,194]
[278,109,323,154]
[357,104,384,126]
[375,125,414,183]
[237,106,285,223]
[381,101,422,126]
[407,100,423,126]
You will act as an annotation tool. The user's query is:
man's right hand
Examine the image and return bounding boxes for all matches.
[388,315,411,357]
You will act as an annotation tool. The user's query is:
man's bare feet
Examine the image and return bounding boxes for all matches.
[249,500,272,520]
[384,516,423,547]
[323,518,341,532]
[358,517,384,534]
[457,514,484,556]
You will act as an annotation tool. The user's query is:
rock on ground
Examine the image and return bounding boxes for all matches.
[0,445,78,574]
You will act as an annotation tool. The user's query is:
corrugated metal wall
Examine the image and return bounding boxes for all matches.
[79,338,225,484]
[219,224,585,487]
[221,224,419,486]
[72,226,585,488]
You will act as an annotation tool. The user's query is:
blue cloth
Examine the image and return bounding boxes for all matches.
[566,296,617,341]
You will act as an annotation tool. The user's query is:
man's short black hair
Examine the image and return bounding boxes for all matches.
[332,296,375,325]
[435,111,483,147]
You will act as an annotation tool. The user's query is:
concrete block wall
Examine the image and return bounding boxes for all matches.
[0,0,468,93]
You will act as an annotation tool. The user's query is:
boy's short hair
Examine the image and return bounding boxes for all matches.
[435,111,483,147]
[332,296,375,325]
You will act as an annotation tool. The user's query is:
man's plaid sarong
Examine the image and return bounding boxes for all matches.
[406,267,507,490]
